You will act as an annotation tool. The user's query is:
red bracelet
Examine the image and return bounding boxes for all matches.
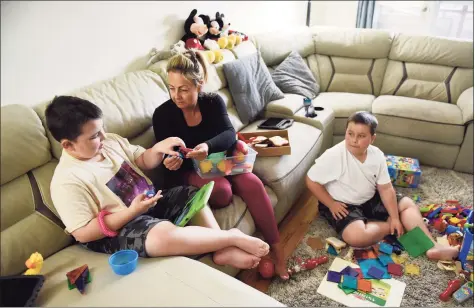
[98,210,118,237]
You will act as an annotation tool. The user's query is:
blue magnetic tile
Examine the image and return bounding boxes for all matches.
[378,242,393,255]
[327,245,338,256]
[358,259,391,279]
[378,254,395,266]
[368,266,384,279]
[342,275,358,290]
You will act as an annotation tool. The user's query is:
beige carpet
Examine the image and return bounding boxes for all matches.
[268,166,474,307]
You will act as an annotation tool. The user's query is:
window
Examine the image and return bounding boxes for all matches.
[373,1,473,41]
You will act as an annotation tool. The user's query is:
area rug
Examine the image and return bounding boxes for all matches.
[268,166,473,307]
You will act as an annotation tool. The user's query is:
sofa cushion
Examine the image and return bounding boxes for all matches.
[35,70,170,160]
[35,246,284,307]
[216,88,246,132]
[372,95,465,145]
[1,105,51,185]
[231,40,258,59]
[311,27,393,59]
[251,26,314,67]
[314,92,374,118]
[389,33,473,69]
[223,52,284,124]
[272,51,320,98]
[265,94,306,116]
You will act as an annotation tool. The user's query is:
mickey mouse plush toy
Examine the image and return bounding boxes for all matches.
[181,9,209,50]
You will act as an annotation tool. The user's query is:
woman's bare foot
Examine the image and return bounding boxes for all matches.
[271,243,289,280]
[213,246,261,269]
[228,228,270,257]
[426,243,460,261]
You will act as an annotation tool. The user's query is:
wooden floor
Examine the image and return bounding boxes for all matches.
[237,189,319,293]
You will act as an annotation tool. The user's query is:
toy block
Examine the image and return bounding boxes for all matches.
[327,270,342,283]
[340,266,359,278]
[378,242,393,255]
[405,263,420,276]
[387,263,403,276]
[398,227,435,257]
[325,237,347,250]
[341,275,357,290]
[357,279,372,293]
[378,254,394,266]
[449,217,461,225]
[427,207,442,219]
[367,266,384,279]
[354,268,363,279]
[420,204,434,213]
[66,264,91,294]
[326,244,338,256]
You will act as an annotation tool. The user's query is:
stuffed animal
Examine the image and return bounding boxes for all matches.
[181,9,208,43]
[146,40,187,67]
[215,12,230,37]
[207,15,222,40]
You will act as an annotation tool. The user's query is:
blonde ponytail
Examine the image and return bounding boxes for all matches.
[166,50,208,86]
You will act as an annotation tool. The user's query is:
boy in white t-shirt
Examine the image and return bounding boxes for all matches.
[46,96,270,269]
[306,111,459,261]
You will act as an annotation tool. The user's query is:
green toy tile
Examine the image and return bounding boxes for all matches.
[398,226,435,258]
[338,282,357,295]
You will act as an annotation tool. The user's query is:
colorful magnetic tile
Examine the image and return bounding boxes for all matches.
[327,244,338,256]
[357,279,372,293]
[340,266,359,278]
[338,283,357,295]
[367,266,385,279]
[342,275,358,290]
[327,270,342,283]
[378,254,395,266]
[378,242,393,255]
[354,268,363,279]
[398,226,435,258]
[387,263,403,277]
[405,263,420,276]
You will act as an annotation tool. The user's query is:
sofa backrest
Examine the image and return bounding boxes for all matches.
[1,105,73,276]
[34,70,170,160]
[309,27,393,96]
[380,34,474,103]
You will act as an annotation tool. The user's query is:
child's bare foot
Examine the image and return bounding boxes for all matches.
[271,243,289,280]
[426,243,460,261]
[213,246,261,269]
[229,228,270,257]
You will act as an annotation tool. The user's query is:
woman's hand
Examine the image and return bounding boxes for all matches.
[163,156,183,171]
[154,137,186,156]
[186,143,209,161]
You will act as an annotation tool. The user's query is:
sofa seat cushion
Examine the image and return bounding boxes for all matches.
[36,246,283,307]
[373,95,465,145]
[240,121,322,184]
[265,93,306,116]
[313,92,374,135]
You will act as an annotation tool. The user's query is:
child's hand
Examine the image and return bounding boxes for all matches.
[389,217,404,236]
[164,156,183,171]
[186,143,209,161]
[129,190,162,215]
[329,201,349,220]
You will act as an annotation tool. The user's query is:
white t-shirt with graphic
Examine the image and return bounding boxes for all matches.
[307,141,391,205]
[51,133,153,234]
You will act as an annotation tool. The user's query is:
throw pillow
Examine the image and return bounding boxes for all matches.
[223,52,284,124]
[271,51,320,98]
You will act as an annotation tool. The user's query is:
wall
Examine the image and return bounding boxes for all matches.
[310,0,358,28]
[1,1,307,106]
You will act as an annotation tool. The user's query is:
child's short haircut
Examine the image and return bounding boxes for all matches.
[346,111,378,135]
[45,96,103,142]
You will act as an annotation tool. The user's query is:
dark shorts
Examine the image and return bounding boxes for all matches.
[319,192,405,236]
[82,185,198,257]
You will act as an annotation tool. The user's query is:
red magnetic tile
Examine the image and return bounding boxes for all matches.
[388,263,403,277]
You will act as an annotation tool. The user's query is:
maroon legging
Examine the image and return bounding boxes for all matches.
[185,171,280,244]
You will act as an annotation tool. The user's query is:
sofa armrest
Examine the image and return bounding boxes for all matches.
[264,94,305,116]
[457,87,473,124]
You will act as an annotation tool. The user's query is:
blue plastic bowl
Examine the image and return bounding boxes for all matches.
[108,250,138,275]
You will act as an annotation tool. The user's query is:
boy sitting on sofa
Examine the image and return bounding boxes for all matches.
[46,96,269,269]
[306,111,459,261]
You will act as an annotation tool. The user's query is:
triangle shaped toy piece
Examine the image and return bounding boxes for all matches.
[75,268,89,294]
[67,264,88,285]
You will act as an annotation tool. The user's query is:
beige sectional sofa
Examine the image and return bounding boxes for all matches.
[1,25,472,306]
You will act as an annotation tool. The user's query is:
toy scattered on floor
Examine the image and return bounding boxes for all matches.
[387,263,403,277]
[405,263,420,276]
[398,226,434,257]
[385,155,422,188]
[24,252,43,275]
[439,277,463,301]
[452,281,474,303]
[258,258,274,279]
[325,237,347,255]
[287,256,329,276]
[412,194,421,203]
[66,264,91,294]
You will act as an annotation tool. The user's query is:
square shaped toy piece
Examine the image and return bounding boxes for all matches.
[378,242,394,255]
[342,275,358,290]
[327,271,342,283]
[368,266,384,279]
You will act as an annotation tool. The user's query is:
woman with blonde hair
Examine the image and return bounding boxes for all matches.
[152,50,288,279]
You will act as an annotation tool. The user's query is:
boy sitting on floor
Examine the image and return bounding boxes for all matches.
[306,111,459,260]
[46,96,269,269]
